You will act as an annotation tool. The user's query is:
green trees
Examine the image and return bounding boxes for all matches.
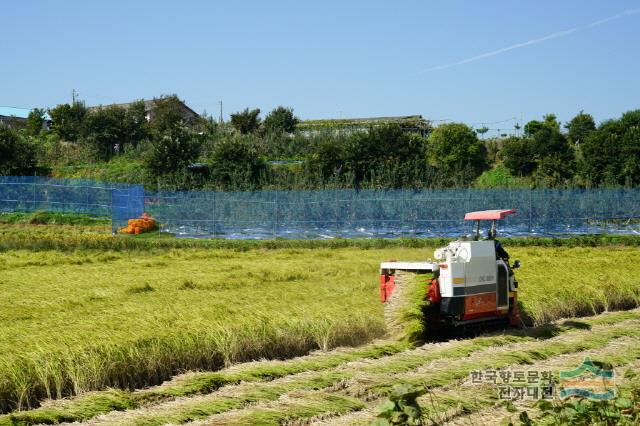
[144,127,200,177]
[143,96,201,179]
[305,138,348,183]
[230,108,261,134]
[580,110,640,186]
[263,106,299,134]
[475,126,489,139]
[49,102,87,141]
[501,136,537,176]
[565,111,595,144]
[0,127,37,175]
[80,102,149,160]
[122,100,149,148]
[501,115,574,186]
[149,96,186,136]
[26,109,47,136]
[82,105,127,160]
[427,123,487,184]
[348,125,428,187]
[530,126,575,185]
[524,114,560,136]
[303,125,430,188]
[208,137,267,189]
[15,97,640,190]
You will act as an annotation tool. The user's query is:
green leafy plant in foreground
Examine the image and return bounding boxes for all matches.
[507,379,640,425]
[373,384,426,425]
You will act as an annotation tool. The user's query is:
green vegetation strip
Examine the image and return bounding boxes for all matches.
[1,222,640,252]
[196,392,366,426]
[194,319,640,426]
[17,311,636,426]
[0,212,109,227]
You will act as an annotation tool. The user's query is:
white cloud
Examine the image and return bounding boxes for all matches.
[419,8,640,74]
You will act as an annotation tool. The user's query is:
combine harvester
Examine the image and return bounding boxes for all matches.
[380,209,522,338]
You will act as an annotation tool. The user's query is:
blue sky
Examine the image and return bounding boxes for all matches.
[1,1,639,133]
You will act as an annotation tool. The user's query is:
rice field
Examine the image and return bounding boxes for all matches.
[0,225,639,424]
[3,310,639,425]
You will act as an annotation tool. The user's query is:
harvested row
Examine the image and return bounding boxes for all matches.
[315,337,640,425]
[441,352,640,426]
[4,310,632,426]
[179,316,640,425]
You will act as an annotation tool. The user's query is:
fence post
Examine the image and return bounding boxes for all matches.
[528,188,533,234]
[212,191,216,237]
[273,190,278,239]
[412,190,416,237]
[334,190,339,237]
[32,178,37,212]
[110,188,114,235]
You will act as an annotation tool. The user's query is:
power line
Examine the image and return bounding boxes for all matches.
[469,117,518,126]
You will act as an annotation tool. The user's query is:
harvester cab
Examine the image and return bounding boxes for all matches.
[380,209,522,331]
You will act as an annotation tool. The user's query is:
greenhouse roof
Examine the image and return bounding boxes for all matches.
[298,115,430,129]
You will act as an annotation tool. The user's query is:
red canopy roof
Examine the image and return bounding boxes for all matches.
[464,209,516,221]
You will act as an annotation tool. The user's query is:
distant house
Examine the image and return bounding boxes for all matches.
[88,98,200,124]
[0,106,52,129]
[297,115,431,137]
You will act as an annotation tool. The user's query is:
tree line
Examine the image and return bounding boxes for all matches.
[1,95,639,190]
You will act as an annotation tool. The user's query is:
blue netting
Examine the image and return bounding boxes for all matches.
[0,177,143,233]
[111,185,145,228]
[2,177,639,239]
[145,188,640,239]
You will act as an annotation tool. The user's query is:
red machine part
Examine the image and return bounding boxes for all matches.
[463,293,497,320]
[508,294,522,326]
[379,273,395,302]
[426,278,441,303]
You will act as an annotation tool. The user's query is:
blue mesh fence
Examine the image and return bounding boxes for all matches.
[111,185,145,228]
[0,176,143,232]
[144,188,640,239]
[1,177,639,238]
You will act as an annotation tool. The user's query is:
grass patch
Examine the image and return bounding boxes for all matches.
[474,164,530,189]
[126,283,155,294]
[0,212,109,227]
[179,279,198,290]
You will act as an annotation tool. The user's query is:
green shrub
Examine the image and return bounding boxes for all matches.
[0,127,37,175]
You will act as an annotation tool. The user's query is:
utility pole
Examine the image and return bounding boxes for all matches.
[218,100,223,124]
[72,89,77,104]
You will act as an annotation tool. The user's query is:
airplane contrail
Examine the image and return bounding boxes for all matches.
[419,8,640,74]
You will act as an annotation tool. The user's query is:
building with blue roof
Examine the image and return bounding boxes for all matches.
[0,106,51,129]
